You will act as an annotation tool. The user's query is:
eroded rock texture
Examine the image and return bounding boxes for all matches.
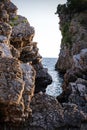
[0,93,87,130]
[55,1,87,130]
[1,0,87,130]
[0,0,52,124]
[55,10,87,73]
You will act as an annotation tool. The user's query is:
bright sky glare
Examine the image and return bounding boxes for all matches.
[12,0,67,57]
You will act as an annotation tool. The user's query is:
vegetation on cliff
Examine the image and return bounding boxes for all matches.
[0,0,87,129]
[67,0,87,12]
[56,0,87,15]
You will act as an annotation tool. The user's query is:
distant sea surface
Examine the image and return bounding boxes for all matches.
[42,58,63,97]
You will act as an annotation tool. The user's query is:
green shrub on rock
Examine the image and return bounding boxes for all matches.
[61,22,72,48]
[67,0,87,12]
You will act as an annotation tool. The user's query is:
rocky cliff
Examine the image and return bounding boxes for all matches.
[55,0,87,98]
[55,0,87,73]
[0,0,52,123]
[55,0,87,129]
[0,0,87,130]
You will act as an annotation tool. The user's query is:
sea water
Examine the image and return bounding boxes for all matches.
[42,58,63,97]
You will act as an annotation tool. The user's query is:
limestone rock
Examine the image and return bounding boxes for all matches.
[10,45,20,58]
[29,93,64,130]
[0,22,12,39]
[10,15,35,49]
[0,0,52,125]
[21,63,36,116]
[28,94,86,130]
[0,35,8,44]
[55,3,87,130]
[55,11,87,72]
[4,1,17,14]
[0,57,36,123]
[0,57,25,122]
[0,43,12,58]
[20,42,41,63]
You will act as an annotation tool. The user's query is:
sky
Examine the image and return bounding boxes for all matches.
[12,0,67,57]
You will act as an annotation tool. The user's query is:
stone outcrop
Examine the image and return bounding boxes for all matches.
[55,1,87,129]
[55,9,87,73]
[10,14,52,94]
[0,93,87,130]
[1,0,87,130]
[0,0,52,124]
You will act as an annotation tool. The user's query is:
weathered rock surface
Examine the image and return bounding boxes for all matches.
[33,62,52,93]
[0,0,52,125]
[9,14,52,93]
[1,0,87,130]
[55,10,87,73]
[56,1,87,130]
[29,94,87,130]
[0,94,87,130]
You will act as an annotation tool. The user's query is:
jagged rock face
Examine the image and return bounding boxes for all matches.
[0,43,12,57]
[0,0,36,123]
[21,63,36,114]
[56,5,87,82]
[0,0,52,124]
[0,57,36,123]
[0,22,12,39]
[55,11,87,73]
[56,4,87,104]
[59,48,87,100]
[0,57,24,122]
[55,3,87,129]
[2,93,86,130]
[10,14,52,93]
[10,15,34,48]
[20,42,41,63]
[0,0,17,22]
[0,0,87,129]
[56,49,87,130]
[0,43,35,123]
[0,57,24,105]
[31,94,82,130]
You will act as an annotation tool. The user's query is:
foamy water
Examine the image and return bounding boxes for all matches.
[42,58,63,97]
